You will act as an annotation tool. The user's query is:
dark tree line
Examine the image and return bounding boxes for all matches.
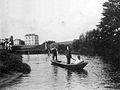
[72,0,120,63]
[97,0,120,61]
[72,30,96,56]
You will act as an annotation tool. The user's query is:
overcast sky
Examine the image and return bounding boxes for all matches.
[0,0,107,44]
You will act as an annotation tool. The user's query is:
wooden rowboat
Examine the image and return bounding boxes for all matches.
[51,60,88,71]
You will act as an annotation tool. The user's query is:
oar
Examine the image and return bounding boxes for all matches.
[71,58,76,61]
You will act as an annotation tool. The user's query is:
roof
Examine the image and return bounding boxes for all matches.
[25,34,38,36]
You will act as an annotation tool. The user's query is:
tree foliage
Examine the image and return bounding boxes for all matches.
[72,30,96,55]
[95,0,120,61]
[72,0,120,62]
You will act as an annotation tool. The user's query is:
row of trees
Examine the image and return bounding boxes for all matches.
[72,30,96,56]
[72,0,120,63]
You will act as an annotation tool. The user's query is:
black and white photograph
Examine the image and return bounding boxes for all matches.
[0,0,120,90]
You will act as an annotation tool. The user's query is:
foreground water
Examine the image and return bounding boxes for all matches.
[0,54,120,90]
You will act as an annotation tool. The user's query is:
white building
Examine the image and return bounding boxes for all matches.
[25,34,39,45]
[14,39,25,45]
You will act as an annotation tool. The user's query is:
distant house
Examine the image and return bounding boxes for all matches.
[0,39,4,44]
[25,34,39,45]
[14,39,25,45]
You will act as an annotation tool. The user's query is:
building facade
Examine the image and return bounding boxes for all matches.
[14,39,25,45]
[25,34,39,45]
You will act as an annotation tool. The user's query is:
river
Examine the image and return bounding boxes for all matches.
[0,54,120,90]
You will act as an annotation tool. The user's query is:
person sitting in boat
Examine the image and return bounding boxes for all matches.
[51,46,58,60]
[72,55,83,64]
[65,46,72,64]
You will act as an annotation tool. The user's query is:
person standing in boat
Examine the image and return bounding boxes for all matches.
[51,46,58,60]
[65,46,72,64]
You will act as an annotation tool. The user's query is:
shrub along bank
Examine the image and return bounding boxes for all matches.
[0,50,31,75]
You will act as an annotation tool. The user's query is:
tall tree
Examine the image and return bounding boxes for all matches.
[97,0,120,60]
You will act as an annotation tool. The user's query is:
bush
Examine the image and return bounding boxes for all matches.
[0,50,31,74]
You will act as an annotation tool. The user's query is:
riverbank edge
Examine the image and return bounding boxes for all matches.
[0,73,23,87]
[0,49,31,86]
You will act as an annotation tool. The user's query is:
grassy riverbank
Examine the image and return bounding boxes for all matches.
[0,49,31,86]
[0,73,22,87]
[0,50,31,75]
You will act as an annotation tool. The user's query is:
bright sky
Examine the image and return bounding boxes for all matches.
[0,0,107,44]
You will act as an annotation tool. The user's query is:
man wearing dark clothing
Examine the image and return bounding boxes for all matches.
[65,46,72,64]
[51,47,58,60]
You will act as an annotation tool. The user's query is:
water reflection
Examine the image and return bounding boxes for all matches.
[100,61,120,89]
[27,54,30,62]
[51,64,88,89]
[0,76,22,89]
[1,54,120,90]
[52,66,58,77]
[76,69,88,78]
[66,70,72,82]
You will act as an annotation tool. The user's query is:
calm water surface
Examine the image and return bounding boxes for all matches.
[0,54,120,90]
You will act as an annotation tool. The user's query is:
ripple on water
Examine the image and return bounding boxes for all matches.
[1,54,120,90]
